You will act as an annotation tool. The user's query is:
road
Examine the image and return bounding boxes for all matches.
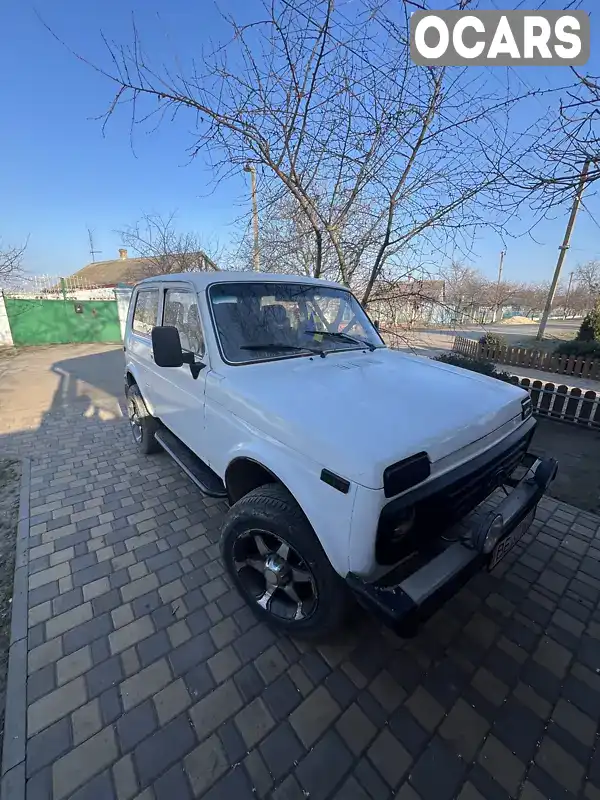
[388,319,581,358]
[416,318,580,343]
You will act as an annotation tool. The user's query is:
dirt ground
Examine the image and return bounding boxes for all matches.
[0,459,20,758]
[531,417,600,515]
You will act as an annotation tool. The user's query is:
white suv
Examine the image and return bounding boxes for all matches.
[124,271,557,637]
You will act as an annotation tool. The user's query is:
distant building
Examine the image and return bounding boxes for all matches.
[69,248,217,288]
[368,279,446,326]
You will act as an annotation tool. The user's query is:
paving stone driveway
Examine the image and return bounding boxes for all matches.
[2,344,600,800]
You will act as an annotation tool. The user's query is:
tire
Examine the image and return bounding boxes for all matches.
[126,383,161,455]
[220,483,348,638]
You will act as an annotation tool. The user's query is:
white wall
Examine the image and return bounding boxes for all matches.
[0,293,13,346]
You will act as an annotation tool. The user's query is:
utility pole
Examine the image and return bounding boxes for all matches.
[563,271,574,320]
[243,164,260,271]
[494,249,506,322]
[537,159,591,340]
[87,229,102,263]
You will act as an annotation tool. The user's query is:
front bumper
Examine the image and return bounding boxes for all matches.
[346,456,558,635]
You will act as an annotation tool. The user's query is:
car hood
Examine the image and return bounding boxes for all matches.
[215,348,526,489]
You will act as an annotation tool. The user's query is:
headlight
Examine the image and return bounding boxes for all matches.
[481,513,504,554]
[390,507,416,541]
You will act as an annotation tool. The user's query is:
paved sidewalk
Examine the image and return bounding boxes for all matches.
[2,345,600,799]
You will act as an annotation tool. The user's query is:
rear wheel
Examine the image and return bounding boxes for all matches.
[126,383,161,455]
[220,483,348,638]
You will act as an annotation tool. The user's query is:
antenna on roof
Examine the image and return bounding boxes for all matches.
[87,228,102,263]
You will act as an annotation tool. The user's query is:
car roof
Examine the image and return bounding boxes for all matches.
[134,271,345,291]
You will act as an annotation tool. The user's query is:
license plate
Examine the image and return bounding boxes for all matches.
[489,509,535,571]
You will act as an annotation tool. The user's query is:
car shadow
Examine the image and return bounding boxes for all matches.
[49,348,125,405]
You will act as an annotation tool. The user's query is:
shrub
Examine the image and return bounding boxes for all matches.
[554,339,600,359]
[576,307,600,342]
[435,353,514,382]
[479,332,508,350]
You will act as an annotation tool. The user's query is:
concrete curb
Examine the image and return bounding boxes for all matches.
[1,457,31,800]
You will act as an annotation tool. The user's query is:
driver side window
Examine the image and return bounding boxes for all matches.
[163,289,204,356]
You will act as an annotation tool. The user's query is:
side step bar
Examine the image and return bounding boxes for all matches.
[154,428,228,498]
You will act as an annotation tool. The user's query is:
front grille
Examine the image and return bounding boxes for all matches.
[376,427,532,565]
[437,433,530,521]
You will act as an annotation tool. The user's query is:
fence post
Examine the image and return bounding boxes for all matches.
[0,291,14,346]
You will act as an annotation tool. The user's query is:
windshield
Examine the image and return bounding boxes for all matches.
[208,281,384,364]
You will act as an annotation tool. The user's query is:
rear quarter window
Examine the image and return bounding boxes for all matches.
[132,289,159,336]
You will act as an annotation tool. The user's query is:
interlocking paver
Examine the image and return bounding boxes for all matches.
[189,678,243,740]
[439,698,490,760]
[117,699,158,752]
[29,562,71,591]
[7,346,600,800]
[335,703,376,756]
[52,726,117,799]
[289,685,340,748]
[26,717,72,778]
[536,735,585,794]
[234,697,275,748]
[404,686,445,731]
[410,737,467,800]
[136,715,196,788]
[153,679,191,726]
[112,755,138,800]
[28,637,63,674]
[71,698,102,746]
[260,722,304,782]
[45,602,93,639]
[478,735,526,795]
[120,658,172,711]
[184,734,228,797]
[28,675,87,736]
[109,615,154,655]
[56,645,92,686]
[296,730,352,800]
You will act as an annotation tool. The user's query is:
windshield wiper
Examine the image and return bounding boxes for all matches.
[241,343,326,357]
[304,329,376,352]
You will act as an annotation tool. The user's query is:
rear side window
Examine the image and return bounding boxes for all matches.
[163,289,204,355]
[132,289,159,336]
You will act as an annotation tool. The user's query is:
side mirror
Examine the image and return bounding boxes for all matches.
[152,326,184,367]
[373,320,380,331]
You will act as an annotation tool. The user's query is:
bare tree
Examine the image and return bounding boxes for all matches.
[439,262,489,324]
[518,283,551,319]
[117,213,218,277]
[66,0,544,304]
[506,63,600,213]
[0,239,27,288]
[486,280,525,322]
[575,260,600,297]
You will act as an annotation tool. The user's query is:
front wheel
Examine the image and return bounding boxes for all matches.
[220,483,348,638]
[126,383,161,455]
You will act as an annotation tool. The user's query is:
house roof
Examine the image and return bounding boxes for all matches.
[136,271,344,290]
[70,257,158,287]
[69,251,217,287]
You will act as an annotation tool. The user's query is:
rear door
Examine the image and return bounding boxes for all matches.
[126,286,160,410]
[151,284,209,456]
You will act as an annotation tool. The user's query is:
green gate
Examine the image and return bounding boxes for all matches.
[4,298,121,346]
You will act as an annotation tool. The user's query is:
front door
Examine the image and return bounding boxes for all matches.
[151,285,209,458]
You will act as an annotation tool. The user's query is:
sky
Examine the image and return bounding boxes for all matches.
[0,0,599,284]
